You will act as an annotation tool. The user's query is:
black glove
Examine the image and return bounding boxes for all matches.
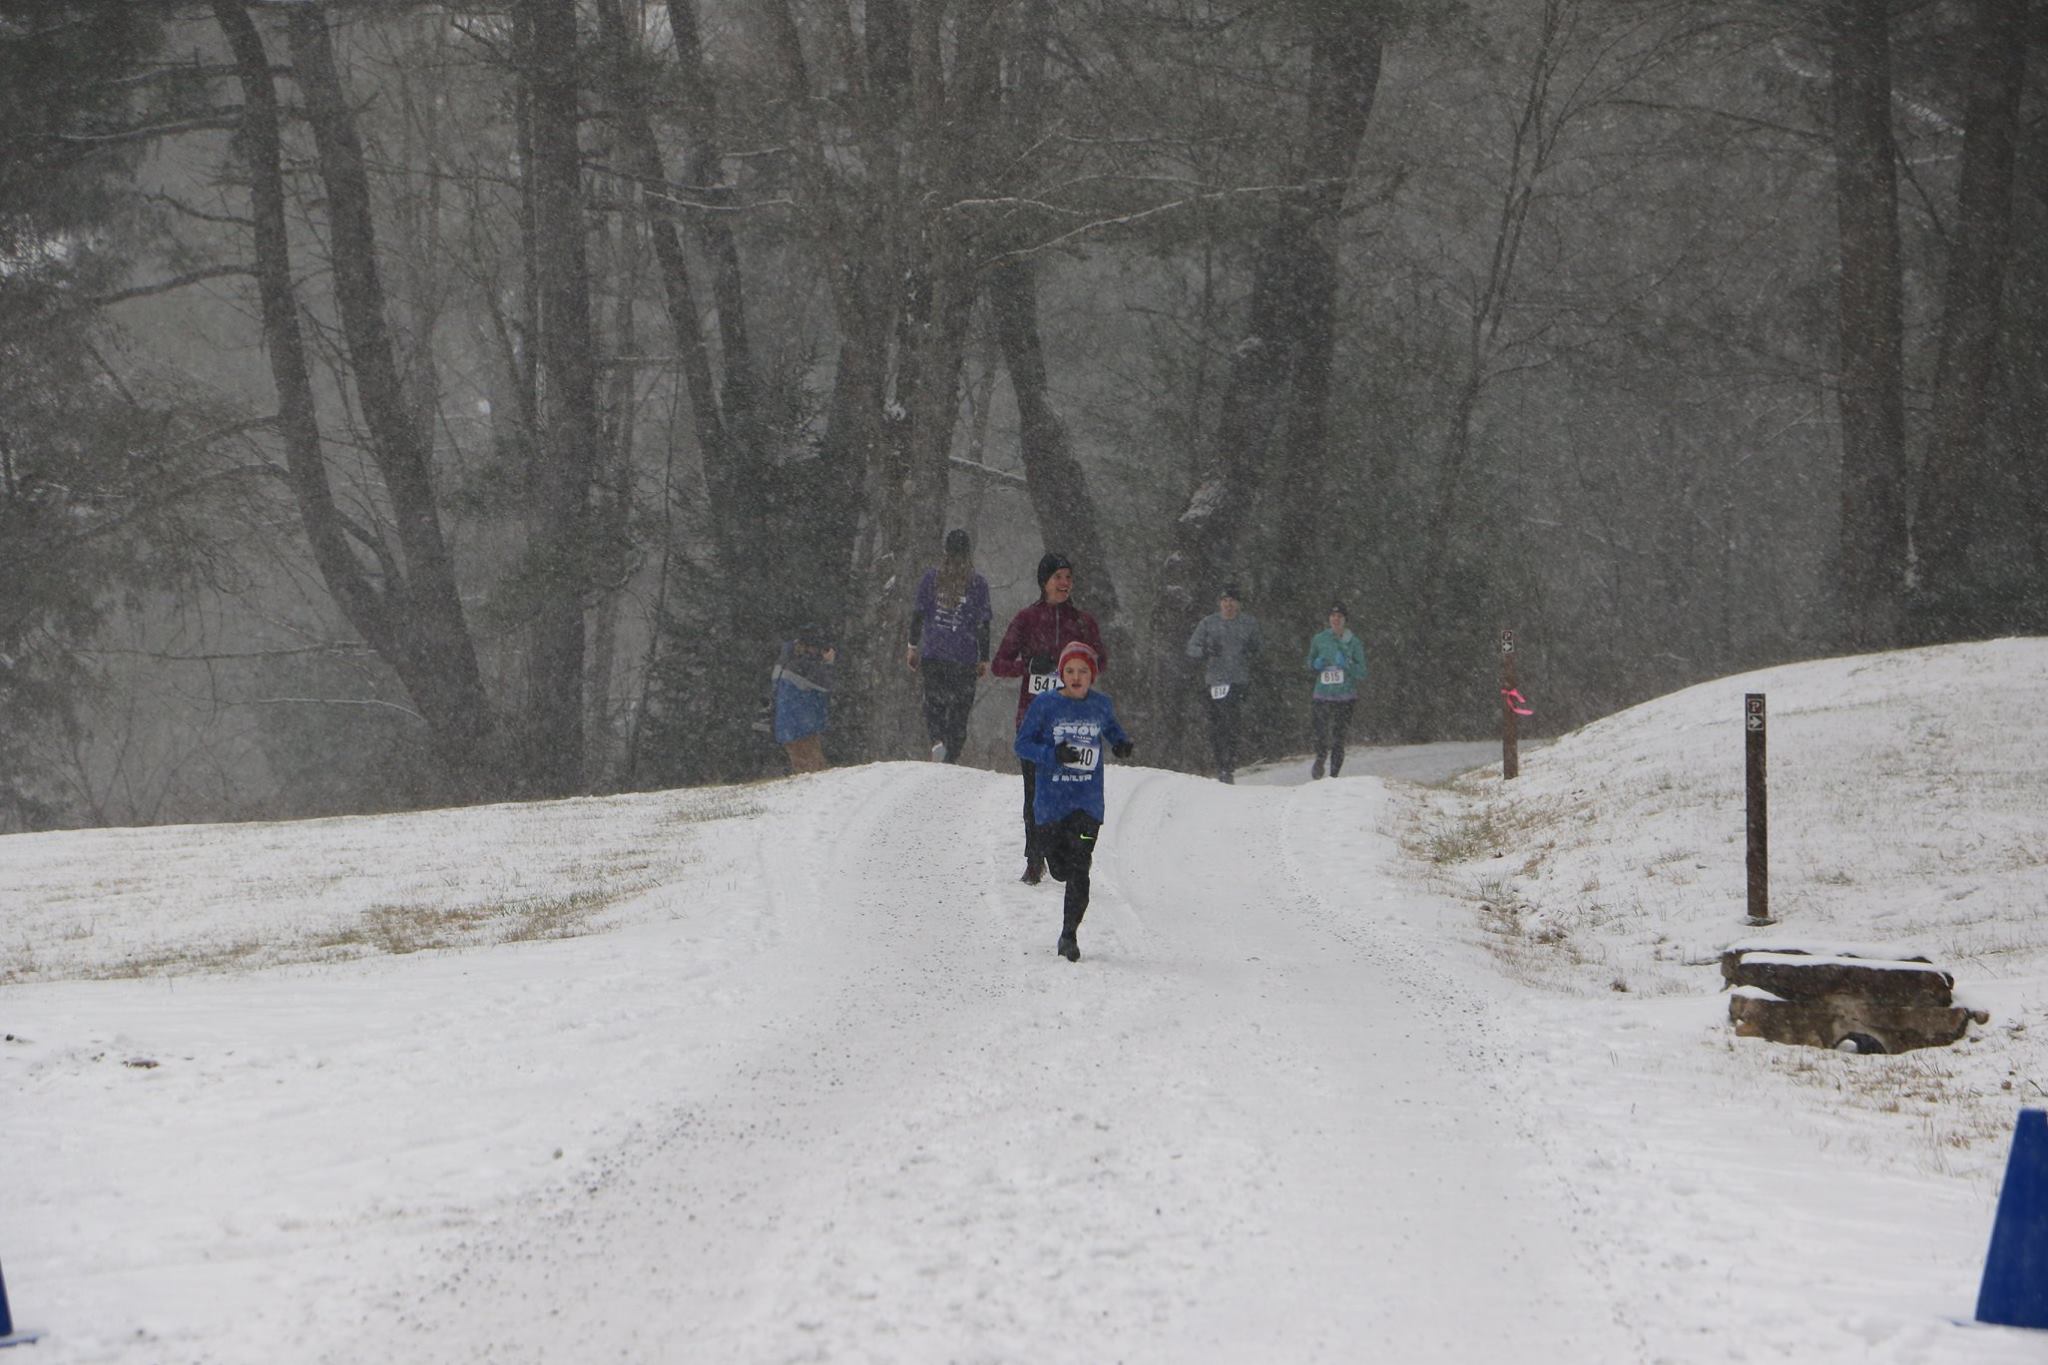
[1029,655,1054,675]
[1054,741,1083,765]
[1111,740,1135,760]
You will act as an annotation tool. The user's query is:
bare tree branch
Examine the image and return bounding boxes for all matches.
[86,265,254,307]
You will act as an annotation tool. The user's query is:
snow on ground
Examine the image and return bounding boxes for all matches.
[5,639,2048,1363]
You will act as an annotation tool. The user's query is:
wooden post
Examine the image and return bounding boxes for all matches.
[1500,628,1519,780]
[1744,692,1773,926]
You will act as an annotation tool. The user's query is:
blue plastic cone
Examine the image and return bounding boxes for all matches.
[0,1257,44,1348]
[1977,1108,2048,1329]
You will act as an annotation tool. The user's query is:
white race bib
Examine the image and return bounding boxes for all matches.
[1320,668,1345,686]
[1062,745,1100,772]
[1029,672,1059,695]
[1209,683,1231,701]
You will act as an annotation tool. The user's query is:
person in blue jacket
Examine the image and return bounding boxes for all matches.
[1013,640,1135,962]
[772,624,836,774]
[1305,602,1367,779]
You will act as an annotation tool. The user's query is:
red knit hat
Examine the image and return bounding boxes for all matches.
[1057,640,1099,681]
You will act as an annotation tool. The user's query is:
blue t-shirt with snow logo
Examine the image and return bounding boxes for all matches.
[1014,687,1130,824]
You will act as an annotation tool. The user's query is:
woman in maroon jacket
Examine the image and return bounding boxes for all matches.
[991,553,1107,883]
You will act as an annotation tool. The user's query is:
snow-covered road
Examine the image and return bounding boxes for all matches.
[275,762,1626,1363]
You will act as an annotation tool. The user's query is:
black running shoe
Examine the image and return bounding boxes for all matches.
[1311,755,1326,780]
[1021,858,1044,885]
[1057,932,1079,962]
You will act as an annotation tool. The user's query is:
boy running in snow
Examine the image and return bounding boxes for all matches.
[992,553,1107,884]
[1014,641,1134,962]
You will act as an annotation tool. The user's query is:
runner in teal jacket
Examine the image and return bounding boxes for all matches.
[1305,604,1367,778]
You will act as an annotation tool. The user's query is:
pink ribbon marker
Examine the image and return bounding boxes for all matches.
[1501,688,1533,717]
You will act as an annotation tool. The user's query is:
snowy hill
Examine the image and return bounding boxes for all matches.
[6,640,2048,1363]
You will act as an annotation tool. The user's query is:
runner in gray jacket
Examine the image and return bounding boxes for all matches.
[1184,583,1262,783]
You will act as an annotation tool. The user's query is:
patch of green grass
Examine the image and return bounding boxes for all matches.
[17,874,670,983]
[667,797,767,826]
[88,939,267,980]
[1411,795,1574,865]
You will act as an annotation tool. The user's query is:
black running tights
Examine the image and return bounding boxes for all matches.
[1038,811,1101,925]
[1313,700,1355,773]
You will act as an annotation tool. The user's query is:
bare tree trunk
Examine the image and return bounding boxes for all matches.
[287,8,488,712]
[761,0,895,757]
[212,2,385,651]
[1914,0,2027,635]
[1262,16,1385,611]
[865,14,1012,758]
[593,0,731,556]
[987,258,1127,667]
[216,1,500,797]
[1422,0,1563,606]
[587,177,647,787]
[957,320,1002,510]
[1830,0,1909,650]
[518,0,599,795]
[595,0,788,780]
[763,0,1003,762]
[666,1,762,459]
[1144,9,1384,769]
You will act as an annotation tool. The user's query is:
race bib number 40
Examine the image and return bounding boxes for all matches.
[1029,672,1059,695]
[1062,745,1100,772]
[1319,668,1346,686]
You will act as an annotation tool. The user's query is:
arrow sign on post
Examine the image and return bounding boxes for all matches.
[1744,692,1773,927]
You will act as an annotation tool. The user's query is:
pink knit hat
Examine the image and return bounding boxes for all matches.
[1057,640,1099,680]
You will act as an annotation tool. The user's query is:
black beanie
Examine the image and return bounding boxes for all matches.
[1036,552,1072,591]
[945,528,970,557]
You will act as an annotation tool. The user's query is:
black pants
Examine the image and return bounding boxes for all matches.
[919,659,977,761]
[1313,700,1354,774]
[1038,810,1101,926]
[1020,759,1040,863]
[1205,683,1248,775]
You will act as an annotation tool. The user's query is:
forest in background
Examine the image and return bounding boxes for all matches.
[3,0,2044,830]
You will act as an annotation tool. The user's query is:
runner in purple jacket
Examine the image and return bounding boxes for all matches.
[905,529,991,764]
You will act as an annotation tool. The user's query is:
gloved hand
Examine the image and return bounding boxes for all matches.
[1111,740,1135,760]
[1029,654,1054,675]
[1054,741,1083,765]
